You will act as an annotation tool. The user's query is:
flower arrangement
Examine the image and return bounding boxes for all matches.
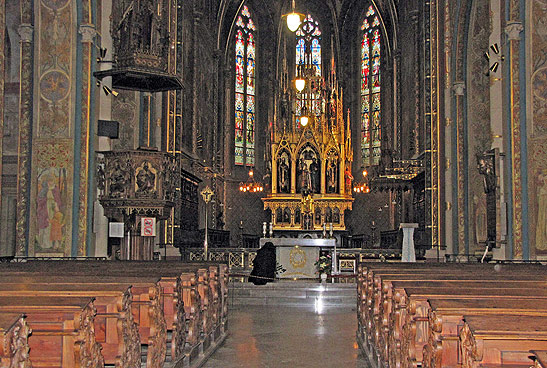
[314,253,332,275]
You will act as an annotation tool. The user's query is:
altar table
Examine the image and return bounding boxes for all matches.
[259,238,336,279]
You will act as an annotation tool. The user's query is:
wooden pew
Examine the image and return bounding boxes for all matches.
[422,299,547,368]
[356,263,547,368]
[459,315,547,367]
[374,279,547,366]
[393,287,547,368]
[0,313,32,367]
[0,296,104,368]
[0,274,166,368]
[360,274,546,366]
[0,283,141,368]
[531,350,547,368]
[0,260,229,366]
[12,261,219,360]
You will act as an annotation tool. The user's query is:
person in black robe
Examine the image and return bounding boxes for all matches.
[248,242,276,285]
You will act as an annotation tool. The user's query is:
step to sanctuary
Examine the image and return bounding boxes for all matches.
[228,280,357,307]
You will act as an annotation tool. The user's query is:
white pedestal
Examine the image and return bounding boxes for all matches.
[400,223,418,262]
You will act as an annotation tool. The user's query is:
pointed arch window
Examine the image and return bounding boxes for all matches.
[235,6,256,166]
[361,5,381,166]
[295,14,321,128]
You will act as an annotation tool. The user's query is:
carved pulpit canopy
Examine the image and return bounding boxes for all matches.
[94,0,183,92]
[97,148,177,220]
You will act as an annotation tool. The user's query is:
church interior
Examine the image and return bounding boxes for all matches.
[0,0,547,367]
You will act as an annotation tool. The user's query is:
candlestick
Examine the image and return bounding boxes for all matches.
[269,222,273,238]
[263,222,267,238]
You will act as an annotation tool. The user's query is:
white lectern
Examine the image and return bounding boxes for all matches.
[399,223,418,262]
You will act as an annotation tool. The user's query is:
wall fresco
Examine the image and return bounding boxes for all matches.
[30,141,73,256]
[37,0,73,138]
[27,0,75,256]
[467,0,491,252]
[530,0,547,255]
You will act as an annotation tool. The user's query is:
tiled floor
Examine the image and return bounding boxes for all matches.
[202,305,370,367]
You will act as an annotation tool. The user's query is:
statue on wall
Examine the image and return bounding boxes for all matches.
[344,166,353,194]
[326,159,338,193]
[477,152,497,247]
[309,157,319,193]
[297,146,318,193]
[277,154,290,193]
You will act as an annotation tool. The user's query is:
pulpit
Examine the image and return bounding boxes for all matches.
[98,148,177,259]
[259,238,335,278]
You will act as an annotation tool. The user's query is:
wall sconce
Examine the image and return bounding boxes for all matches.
[96,79,119,97]
[484,43,504,75]
[102,85,119,97]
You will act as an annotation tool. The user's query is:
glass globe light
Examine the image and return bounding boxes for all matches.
[295,77,306,92]
[287,12,301,32]
[300,116,309,126]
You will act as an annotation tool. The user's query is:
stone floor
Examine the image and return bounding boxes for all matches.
[202,304,370,367]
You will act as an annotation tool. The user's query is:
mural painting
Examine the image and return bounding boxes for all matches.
[467,0,491,253]
[37,0,73,138]
[35,167,68,252]
[31,142,73,256]
[531,0,547,255]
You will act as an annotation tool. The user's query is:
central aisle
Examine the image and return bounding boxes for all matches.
[202,305,370,367]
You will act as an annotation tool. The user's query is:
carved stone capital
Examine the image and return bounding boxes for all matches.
[505,22,523,41]
[79,24,96,43]
[453,82,466,96]
[18,24,33,42]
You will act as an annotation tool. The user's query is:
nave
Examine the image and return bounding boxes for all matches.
[203,305,368,368]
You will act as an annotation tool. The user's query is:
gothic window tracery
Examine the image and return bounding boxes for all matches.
[235,5,256,166]
[361,5,381,166]
[295,14,321,128]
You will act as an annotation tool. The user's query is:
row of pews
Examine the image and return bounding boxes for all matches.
[0,260,229,368]
[357,262,547,368]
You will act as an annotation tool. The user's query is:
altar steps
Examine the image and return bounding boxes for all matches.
[228,281,357,307]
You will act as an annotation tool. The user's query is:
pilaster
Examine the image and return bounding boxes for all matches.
[15,23,33,255]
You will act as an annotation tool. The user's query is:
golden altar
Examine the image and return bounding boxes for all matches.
[262,52,354,231]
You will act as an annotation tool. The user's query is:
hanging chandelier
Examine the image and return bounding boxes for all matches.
[239,169,264,193]
[353,168,370,193]
[285,0,304,32]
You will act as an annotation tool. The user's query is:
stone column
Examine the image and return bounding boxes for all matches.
[505,21,524,258]
[78,24,96,256]
[488,0,506,256]
[15,23,33,256]
[453,81,466,255]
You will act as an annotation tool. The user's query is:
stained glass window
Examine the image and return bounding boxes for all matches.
[295,14,321,128]
[235,5,256,165]
[361,5,381,166]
